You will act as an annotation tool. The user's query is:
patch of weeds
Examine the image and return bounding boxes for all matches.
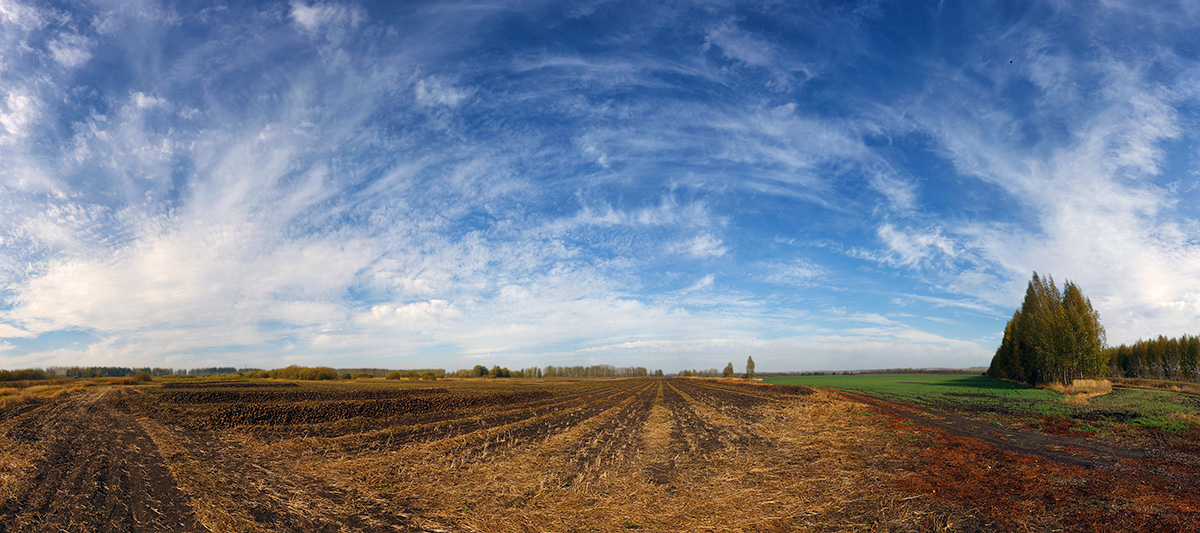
[505,497,526,508]
[1132,416,1189,433]
[903,434,927,445]
[624,520,641,529]
[1071,424,1103,433]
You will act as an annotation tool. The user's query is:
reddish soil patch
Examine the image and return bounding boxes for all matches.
[843,390,1200,531]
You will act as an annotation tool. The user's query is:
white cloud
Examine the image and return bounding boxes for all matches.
[544,198,717,234]
[364,299,461,333]
[290,1,364,33]
[0,323,34,338]
[678,233,726,258]
[0,90,38,143]
[48,32,91,68]
[131,92,165,110]
[762,259,825,286]
[414,76,473,108]
[0,0,45,30]
[868,171,918,213]
[704,18,812,89]
[876,223,956,268]
[684,274,715,292]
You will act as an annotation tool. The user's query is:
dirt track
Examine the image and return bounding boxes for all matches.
[0,389,207,532]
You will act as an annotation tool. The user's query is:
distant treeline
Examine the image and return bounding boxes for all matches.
[0,369,49,381]
[543,365,652,378]
[1,365,446,381]
[757,371,857,377]
[41,366,267,378]
[677,368,722,377]
[449,365,656,379]
[47,366,176,378]
[1106,335,1200,382]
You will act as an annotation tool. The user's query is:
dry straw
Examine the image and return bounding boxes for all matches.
[1043,379,1113,404]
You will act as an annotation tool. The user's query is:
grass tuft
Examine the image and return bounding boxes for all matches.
[1044,379,1112,404]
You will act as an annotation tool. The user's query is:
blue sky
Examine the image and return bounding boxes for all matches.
[2,0,1199,372]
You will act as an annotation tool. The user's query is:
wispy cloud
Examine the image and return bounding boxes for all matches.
[2,0,1198,372]
[289,1,365,33]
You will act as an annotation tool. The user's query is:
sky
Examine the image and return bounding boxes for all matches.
[2,0,1200,373]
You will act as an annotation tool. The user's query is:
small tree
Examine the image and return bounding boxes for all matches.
[745,356,755,379]
[722,362,735,378]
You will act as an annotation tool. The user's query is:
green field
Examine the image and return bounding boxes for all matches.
[763,374,1200,432]
[764,373,1053,403]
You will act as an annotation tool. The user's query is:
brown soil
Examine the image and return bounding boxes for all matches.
[840,390,1200,531]
[0,389,207,532]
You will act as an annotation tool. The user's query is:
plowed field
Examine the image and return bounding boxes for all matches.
[10,376,1195,531]
[2,378,980,532]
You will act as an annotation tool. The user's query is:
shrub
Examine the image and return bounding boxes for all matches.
[385,371,403,380]
[133,371,153,382]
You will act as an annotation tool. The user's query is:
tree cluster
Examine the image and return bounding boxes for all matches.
[677,368,722,377]
[263,365,339,380]
[1107,335,1200,382]
[381,369,446,380]
[0,368,48,381]
[447,364,657,379]
[988,273,1107,385]
[45,366,178,378]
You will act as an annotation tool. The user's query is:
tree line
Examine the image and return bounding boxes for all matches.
[450,365,656,379]
[1106,335,1200,382]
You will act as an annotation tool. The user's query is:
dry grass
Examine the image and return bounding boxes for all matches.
[0,384,74,408]
[135,416,264,532]
[0,388,55,509]
[1044,379,1112,404]
[258,386,963,532]
[1169,411,1200,426]
[1112,377,1200,395]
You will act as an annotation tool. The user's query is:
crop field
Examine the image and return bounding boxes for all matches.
[2,376,1200,531]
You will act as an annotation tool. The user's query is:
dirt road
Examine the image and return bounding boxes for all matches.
[0,388,207,532]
